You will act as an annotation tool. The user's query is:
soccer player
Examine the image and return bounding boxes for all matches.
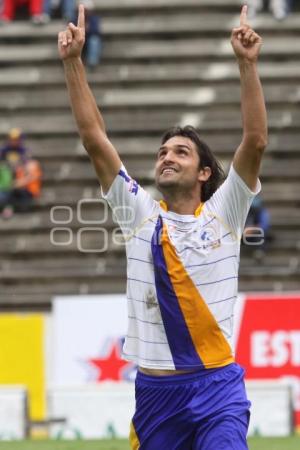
[58,4,267,449]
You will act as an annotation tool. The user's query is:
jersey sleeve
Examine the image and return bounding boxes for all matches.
[206,165,261,238]
[101,165,157,234]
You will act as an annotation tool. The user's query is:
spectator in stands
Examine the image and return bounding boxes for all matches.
[246,0,292,20]
[82,0,102,70]
[43,0,75,22]
[13,156,42,210]
[0,156,42,219]
[0,161,13,219]
[243,195,271,259]
[0,128,28,162]
[0,0,48,24]
[0,129,42,218]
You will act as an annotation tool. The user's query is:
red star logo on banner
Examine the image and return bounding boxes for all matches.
[88,340,132,381]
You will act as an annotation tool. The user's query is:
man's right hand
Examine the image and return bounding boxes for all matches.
[58,4,85,60]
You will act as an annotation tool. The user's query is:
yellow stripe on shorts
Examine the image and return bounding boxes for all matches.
[129,421,140,450]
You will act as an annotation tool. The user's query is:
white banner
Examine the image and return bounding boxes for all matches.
[49,383,134,439]
[246,380,293,436]
[0,386,27,440]
[52,295,136,386]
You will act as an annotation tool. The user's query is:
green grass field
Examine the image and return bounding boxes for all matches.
[0,437,299,450]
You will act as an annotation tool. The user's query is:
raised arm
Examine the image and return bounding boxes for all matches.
[231,5,268,191]
[58,4,121,193]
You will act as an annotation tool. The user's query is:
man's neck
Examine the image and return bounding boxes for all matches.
[162,194,202,215]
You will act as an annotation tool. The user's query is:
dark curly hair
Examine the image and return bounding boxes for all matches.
[161,125,225,202]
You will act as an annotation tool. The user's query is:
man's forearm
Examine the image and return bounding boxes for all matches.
[63,57,106,136]
[58,6,122,191]
[239,60,268,148]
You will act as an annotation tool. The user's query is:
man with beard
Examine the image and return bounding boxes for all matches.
[58,4,267,449]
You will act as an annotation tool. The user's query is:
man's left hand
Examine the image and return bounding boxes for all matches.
[231,5,262,63]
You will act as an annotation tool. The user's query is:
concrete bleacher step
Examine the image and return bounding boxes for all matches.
[261,183,300,203]
[85,36,300,62]
[15,174,295,206]
[239,279,300,292]
[85,13,300,37]
[16,133,300,161]
[0,44,57,64]
[39,157,300,185]
[1,61,300,90]
[87,0,241,13]
[1,13,300,43]
[0,254,121,271]
[1,83,300,112]
[0,262,127,281]
[2,35,300,66]
[0,222,132,254]
[241,253,300,266]
[268,208,300,228]
[95,84,300,109]
[240,265,300,279]
[30,179,300,206]
[0,206,115,232]
[2,108,300,136]
[0,275,127,307]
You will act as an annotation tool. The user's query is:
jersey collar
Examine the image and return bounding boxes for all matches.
[159,200,204,217]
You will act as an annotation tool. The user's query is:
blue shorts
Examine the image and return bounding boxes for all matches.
[130,363,251,450]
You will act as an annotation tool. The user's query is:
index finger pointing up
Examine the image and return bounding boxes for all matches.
[77,4,85,29]
[240,4,248,26]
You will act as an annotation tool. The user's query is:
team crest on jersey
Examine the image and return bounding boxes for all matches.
[200,226,215,242]
[200,226,221,249]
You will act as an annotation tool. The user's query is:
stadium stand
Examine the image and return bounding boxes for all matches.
[0,0,299,310]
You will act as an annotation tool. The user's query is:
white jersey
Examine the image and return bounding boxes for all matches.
[103,165,260,370]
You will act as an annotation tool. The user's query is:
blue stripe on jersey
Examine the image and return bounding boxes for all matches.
[151,216,204,370]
